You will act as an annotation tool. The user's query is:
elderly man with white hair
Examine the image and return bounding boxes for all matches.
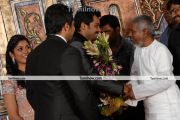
[124,15,180,120]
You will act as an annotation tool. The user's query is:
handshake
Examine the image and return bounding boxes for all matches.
[99,83,136,116]
[123,84,135,100]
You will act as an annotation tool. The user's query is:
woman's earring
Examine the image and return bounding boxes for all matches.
[12,57,15,64]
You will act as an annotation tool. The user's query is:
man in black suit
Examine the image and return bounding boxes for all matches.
[70,6,126,95]
[70,7,128,120]
[25,4,98,120]
[71,6,101,75]
[26,4,125,120]
[167,0,180,84]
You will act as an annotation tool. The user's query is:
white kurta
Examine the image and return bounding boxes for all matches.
[129,40,180,120]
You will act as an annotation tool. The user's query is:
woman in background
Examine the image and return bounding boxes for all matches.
[2,35,34,120]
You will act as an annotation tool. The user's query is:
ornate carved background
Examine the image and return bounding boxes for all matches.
[0,7,8,55]
[0,0,166,54]
[85,0,166,31]
[0,7,8,75]
[135,0,165,29]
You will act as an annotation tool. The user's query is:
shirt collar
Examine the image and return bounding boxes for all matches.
[73,32,88,43]
[55,34,67,43]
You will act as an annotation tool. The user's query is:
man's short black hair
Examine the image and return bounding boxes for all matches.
[45,4,73,35]
[74,6,101,32]
[100,15,120,30]
[167,0,180,10]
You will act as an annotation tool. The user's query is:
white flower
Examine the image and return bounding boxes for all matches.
[83,41,100,56]
[98,33,109,43]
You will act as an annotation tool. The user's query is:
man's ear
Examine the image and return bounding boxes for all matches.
[143,28,148,34]
[142,28,150,38]
[80,22,87,31]
[115,27,120,33]
[64,22,70,32]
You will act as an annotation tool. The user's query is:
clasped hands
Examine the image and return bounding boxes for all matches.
[123,84,135,100]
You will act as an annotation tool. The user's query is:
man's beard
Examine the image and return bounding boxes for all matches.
[134,40,144,47]
[173,16,180,25]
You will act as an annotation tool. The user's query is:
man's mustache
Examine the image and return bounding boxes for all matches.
[173,16,180,20]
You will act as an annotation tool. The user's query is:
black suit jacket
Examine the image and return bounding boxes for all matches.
[168,25,180,75]
[168,25,180,88]
[70,32,125,101]
[26,35,98,120]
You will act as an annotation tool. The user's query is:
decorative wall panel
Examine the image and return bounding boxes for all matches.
[135,0,165,29]
[0,0,16,40]
[11,0,46,43]
[0,7,7,75]
[0,7,8,55]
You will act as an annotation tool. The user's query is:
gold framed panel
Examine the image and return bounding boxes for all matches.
[10,0,46,43]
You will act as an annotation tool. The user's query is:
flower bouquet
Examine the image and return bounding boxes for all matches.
[83,33,122,75]
[83,33,126,117]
